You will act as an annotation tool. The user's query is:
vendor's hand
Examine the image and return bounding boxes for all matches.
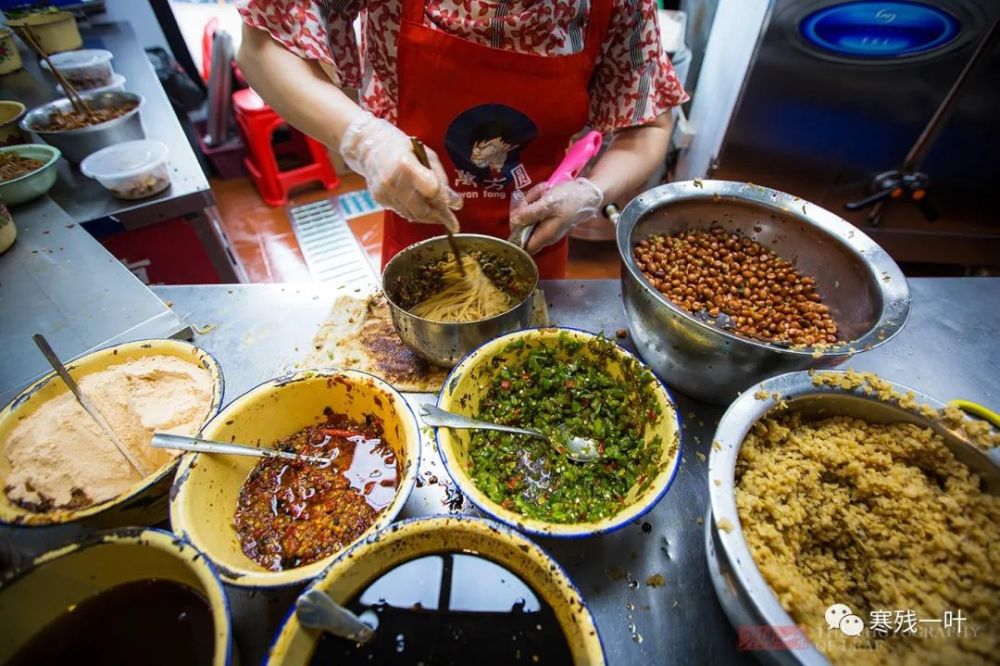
[509,178,604,254]
[339,111,461,232]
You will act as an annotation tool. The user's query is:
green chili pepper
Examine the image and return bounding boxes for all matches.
[468,336,664,523]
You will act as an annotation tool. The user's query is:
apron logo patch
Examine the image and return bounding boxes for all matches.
[472,136,515,176]
[444,104,538,199]
[511,164,531,190]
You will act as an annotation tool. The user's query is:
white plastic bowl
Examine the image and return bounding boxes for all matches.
[40,49,114,89]
[80,139,171,200]
[57,72,126,96]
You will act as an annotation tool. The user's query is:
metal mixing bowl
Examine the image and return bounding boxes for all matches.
[382,234,539,367]
[617,180,910,403]
[706,370,1000,665]
[21,91,144,163]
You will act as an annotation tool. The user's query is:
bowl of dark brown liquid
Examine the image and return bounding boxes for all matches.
[268,516,604,665]
[0,528,233,665]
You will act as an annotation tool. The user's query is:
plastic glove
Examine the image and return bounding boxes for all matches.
[339,111,461,232]
[509,178,604,254]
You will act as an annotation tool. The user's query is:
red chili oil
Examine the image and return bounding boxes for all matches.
[233,408,399,571]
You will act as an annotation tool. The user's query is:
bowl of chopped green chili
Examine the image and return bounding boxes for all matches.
[435,328,682,538]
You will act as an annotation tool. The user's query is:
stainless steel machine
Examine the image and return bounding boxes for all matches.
[678,0,1000,269]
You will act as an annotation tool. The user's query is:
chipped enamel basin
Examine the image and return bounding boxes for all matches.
[436,327,683,538]
[266,515,605,665]
[0,527,233,665]
[169,369,421,588]
[0,339,224,527]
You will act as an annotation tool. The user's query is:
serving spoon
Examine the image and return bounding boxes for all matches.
[419,404,599,463]
[296,589,375,644]
[151,433,332,465]
[33,333,149,478]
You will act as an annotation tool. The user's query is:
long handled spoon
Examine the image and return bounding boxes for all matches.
[151,433,332,465]
[33,334,148,478]
[419,404,599,463]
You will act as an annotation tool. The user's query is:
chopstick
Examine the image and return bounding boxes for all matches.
[410,137,466,276]
[15,26,97,121]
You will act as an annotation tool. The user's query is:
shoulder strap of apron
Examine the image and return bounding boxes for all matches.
[402,0,424,25]
[585,0,614,53]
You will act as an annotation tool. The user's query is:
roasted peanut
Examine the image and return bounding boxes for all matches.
[633,228,839,345]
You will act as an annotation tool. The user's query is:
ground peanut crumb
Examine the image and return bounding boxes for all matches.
[736,412,1000,665]
[811,371,999,449]
[645,574,666,588]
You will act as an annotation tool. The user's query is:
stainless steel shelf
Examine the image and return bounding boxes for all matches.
[2,21,213,227]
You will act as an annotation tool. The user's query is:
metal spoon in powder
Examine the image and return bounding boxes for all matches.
[32,333,149,478]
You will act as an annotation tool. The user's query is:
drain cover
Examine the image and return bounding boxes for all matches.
[288,198,377,289]
[337,189,383,219]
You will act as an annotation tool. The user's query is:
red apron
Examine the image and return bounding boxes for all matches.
[380,0,612,279]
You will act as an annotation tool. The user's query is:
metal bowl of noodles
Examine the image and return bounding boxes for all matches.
[616,180,910,403]
[22,91,144,163]
[382,234,539,367]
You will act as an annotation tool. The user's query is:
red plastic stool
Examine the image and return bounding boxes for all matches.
[201,17,218,82]
[232,88,340,207]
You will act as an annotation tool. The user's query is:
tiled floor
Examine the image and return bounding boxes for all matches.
[211,175,621,283]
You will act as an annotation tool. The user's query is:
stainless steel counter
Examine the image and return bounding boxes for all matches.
[124,277,997,664]
[3,21,213,227]
[0,197,190,408]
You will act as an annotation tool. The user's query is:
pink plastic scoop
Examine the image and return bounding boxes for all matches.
[508,130,603,249]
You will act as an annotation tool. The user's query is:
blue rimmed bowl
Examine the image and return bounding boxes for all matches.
[0,528,233,665]
[0,339,224,527]
[266,515,605,665]
[435,327,683,538]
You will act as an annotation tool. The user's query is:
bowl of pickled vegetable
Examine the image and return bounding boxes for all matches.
[436,328,682,537]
